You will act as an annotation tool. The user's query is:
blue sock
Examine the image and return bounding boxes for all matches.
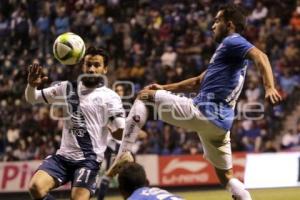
[97,176,110,200]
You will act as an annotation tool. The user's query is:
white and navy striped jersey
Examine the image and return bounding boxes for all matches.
[25,81,125,162]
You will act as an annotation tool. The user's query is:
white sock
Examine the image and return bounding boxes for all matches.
[118,99,148,154]
[226,178,252,200]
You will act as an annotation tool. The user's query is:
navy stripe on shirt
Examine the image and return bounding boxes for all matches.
[66,81,97,160]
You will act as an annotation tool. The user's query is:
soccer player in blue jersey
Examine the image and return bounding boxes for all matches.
[25,47,130,200]
[118,162,183,200]
[110,4,282,200]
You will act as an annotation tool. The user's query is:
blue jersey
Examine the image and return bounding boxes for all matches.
[193,33,253,131]
[128,187,184,200]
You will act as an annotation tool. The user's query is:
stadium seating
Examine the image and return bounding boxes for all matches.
[0,0,299,161]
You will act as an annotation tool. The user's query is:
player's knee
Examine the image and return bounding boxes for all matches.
[28,180,48,198]
[215,168,233,187]
[71,187,90,200]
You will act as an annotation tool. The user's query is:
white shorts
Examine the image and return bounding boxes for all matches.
[155,90,232,170]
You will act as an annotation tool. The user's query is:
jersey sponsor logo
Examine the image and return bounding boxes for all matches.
[71,128,86,137]
[133,115,140,123]
[71,110,86,128]
[51,89,57,96]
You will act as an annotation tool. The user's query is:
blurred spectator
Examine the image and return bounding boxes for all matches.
[245,81,261,103]
[248,1,268,25]
[279,68,298,95]
[161,46,177,68]
[239,120,262,152]
[36,10,51,55]
[11,6,31,52]
[281,129,299,149]
[0,0,300,161]
[0,12,10,52]
[53,6,69,35]
[290,4,300,31]
[6,125,20,144]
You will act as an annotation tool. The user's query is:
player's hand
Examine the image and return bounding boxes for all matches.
[144,83,164,90]
[265,87,282,105]
[27,63,48,87]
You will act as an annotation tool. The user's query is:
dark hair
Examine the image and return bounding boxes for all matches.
[82,46,110,66]
[118,162,147,195]
[219,4,247,33]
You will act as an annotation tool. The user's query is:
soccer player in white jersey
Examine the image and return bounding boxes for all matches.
[110,4,282,200]
[25,47,126,200]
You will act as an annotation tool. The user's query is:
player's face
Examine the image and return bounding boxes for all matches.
[211,11,228,43]
[115,85,125,97]
[81,55,107,87]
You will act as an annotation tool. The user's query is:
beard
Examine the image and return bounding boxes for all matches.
[214,27,228,43]
[81,75,103,88]
[214,32,226,43]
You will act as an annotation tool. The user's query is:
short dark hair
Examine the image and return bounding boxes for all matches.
[118,162,147,195]
[219,4,247,33]
[82,46,110,66]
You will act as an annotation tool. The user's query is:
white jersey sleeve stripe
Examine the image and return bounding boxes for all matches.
[41,89,49,104]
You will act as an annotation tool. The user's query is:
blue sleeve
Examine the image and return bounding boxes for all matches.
[224,35,254,59]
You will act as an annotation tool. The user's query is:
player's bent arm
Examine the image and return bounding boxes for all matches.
[246,47,282,104]
[162,70,207,93]
[246,47,275,90]
[25,84,47,104]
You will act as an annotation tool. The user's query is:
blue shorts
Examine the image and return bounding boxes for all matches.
[38,154,100,195]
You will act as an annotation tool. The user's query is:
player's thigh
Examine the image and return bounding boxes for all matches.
[197,128,232,170]
[29,170,57,195]
[71,187,91,200]
[72,167,99,198]
[154,90,201,131]
[36,155,71,186]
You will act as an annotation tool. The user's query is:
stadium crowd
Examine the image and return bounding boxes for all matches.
[1,0,300,161]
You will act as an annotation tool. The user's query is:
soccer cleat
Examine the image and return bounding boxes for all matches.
[105,151,134,177]
[232,195,238,200]
[232,190,252,200]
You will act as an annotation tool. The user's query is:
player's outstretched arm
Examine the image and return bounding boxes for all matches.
[25,63,49,104]
[145,70,207,93]
[246,47,282,104]
[27,63,49,88]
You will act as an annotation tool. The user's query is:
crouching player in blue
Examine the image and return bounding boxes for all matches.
[25,47,126,200]
[118,163,183,200]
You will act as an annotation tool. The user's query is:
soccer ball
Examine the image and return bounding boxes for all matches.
[53,32,86,65]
